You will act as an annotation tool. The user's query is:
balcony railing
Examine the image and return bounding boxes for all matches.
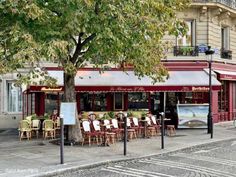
[192,0,236,10]
[221,49,232,59]
[173,46,199,57]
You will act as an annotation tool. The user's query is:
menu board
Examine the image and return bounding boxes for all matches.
[177,104,208,128]
[60,102,77,125]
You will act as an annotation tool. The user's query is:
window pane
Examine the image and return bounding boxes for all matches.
[128,92,148,110]
[7,82,22,112]
[45,93,59,114]
[177,21,192,46]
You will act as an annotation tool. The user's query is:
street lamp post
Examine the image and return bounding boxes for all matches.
[205,46,215,139]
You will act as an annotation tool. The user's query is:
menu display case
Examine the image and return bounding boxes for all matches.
[177,104,208,128]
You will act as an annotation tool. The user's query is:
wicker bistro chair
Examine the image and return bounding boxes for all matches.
[150,115,161,135]
[54,117,60,137]
[132,117,145,137]
[103,119,118,144]
[42,120,55,139]
[126,118,137,140]
[111,118,123,140]
[146,117,157,137]
[92,120,105,144]
[18,120,32,141]
[31,119,41,138]
[81,120,101,146]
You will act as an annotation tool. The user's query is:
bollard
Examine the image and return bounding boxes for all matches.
[159,112,165,149]
[124,115,127,156]
[60,115,64,164]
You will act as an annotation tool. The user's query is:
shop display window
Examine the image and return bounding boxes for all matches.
[128,92,148,110]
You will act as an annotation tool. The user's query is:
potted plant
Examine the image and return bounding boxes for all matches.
[141,112,147,120]
[127,111,133,117]
[31,114,38,120]
[44,113,50,120]
[108,111,115,119]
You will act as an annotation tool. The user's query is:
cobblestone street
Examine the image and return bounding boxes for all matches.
[57,139,236,177]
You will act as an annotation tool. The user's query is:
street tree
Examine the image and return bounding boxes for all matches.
[0,0,190,142]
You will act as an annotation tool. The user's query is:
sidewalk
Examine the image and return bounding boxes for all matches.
[0,122,236,177]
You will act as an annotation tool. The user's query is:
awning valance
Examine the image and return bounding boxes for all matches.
[214,70,236,81]
[29,70,221,92]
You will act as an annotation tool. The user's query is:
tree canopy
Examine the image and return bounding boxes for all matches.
[0,0,190,84]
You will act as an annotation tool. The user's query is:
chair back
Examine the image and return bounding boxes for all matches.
[151,115,157,125]
[111,119,119,129]
[25,116,32,123]
[132,117,139,126]
[32,119,40,129]
[82,120,91,132]
[104,119,111,129]
[55,117,60,128]
[19,120,31,131]
[92,120,101,131]
[127,118,131,127]
[145,117,152,126]
[43,120,54,130]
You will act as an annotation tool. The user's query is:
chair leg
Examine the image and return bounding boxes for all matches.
[88,136,91,146]
[20,132,24,141]
[96,136,99,145]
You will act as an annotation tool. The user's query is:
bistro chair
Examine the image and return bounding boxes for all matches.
[111,118,123,140]
[25,116,32,123]
[42,120,55,139]
[54,117,60,137]
[18,120,32,141]
[146,117,157,137]
[92,120,105,143]
[150,115,161,135]
[166,125,176,136]
[126,118,137,140]
[31,119,41,139]
[81,120,100,146]
[132,117,145,137]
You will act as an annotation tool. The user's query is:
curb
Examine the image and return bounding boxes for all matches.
[32,137,236,177]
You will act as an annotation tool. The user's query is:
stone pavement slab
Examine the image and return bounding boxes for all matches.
[0,122,236,177]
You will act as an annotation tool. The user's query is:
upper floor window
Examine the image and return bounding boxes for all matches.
[221,27,230,50]
[177,20,195,46]
[7,82,22,112]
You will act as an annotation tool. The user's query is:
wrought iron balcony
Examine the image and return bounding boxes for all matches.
[173,46,199,56]
[221,49,232,59]
[192,0,236,10]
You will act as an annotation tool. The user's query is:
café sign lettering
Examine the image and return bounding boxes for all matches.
[192,87,209,92]
[110,87,145,92]
[41,87,62,92]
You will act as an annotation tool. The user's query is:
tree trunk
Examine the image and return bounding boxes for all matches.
[64,72,83,142]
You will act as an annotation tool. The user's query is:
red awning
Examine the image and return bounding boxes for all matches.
[28,70,221,92]
[214,70,236,81]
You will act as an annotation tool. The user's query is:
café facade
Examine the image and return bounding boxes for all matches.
[23,61,234,127]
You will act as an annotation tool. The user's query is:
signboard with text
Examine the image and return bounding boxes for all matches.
[60,102,77,125]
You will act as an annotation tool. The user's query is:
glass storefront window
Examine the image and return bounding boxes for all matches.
[128,92,148,110]
[45,93,60,114]
[80,93,93,111]
[94,93,107,111]
[80,93,107,111]
[7,82,22,112]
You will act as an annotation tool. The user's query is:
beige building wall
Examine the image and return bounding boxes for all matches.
[0,74,22,129]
